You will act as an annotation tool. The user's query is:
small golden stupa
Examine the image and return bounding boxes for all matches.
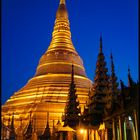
[2,0,92,135]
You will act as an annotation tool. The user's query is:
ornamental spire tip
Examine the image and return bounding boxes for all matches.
[99,35,103,53]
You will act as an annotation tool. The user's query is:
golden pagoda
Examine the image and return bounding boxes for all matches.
[2,0,92,136]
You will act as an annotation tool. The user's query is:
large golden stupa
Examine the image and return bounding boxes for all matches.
[2,0,92,135]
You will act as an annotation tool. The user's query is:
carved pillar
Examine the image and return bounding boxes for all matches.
[87,128,89,140]
[94,130,96,140]
[112,118,116,140]
[123,117,127,140]
[105,129,108,140]
[133,110,138,140]
[118,116,122,140]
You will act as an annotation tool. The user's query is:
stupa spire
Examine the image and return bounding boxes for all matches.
[47,0,76,53]
[34,0,88,77]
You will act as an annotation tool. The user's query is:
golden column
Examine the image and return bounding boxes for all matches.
[118,116,123,140]
[112,118,116,140]
[123,117,127,140]
[133,110,138,140]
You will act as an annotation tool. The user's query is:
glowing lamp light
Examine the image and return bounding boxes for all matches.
[80,129,84,134]
[128,116,132,121]
[78,113,81,116]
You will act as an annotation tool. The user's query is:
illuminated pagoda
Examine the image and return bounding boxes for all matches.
[2,0,92,137]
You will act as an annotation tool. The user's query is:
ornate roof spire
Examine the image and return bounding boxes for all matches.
[110,53,118,85]
[110,53,114,72]
[60,0,66,5]
[106,53,119,112]
[88,36,109,125]
[99,35,103,53]
[128,66,135,87]
[63,64,80,128]
[120,79,126,108]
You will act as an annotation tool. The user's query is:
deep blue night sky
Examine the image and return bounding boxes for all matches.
[2,0,138,104]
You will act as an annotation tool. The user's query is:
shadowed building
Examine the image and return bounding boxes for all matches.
[81,41,139,140]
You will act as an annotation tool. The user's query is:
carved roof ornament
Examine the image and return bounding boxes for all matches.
[110,52,118,89]
[128,66,135,87]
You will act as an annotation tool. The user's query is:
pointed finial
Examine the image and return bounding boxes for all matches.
[128,66,130,75]
[128,66,135,87]
[47,112,49,120]
[60,0,65,5]
[128,66,131,80]
[99,35,103,53]
[110,52,115,73]
[110,52,113,60]
[120,80,124,89]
